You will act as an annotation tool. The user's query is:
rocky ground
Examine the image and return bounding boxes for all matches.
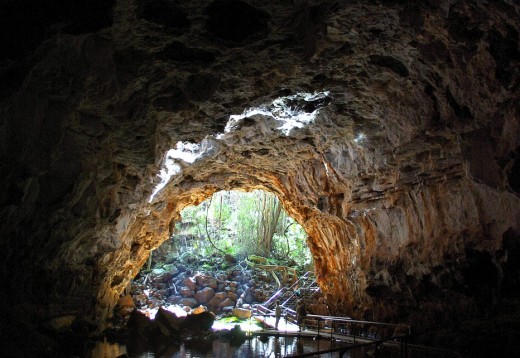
[115,247,327,322]
[130,252,275,315]
[105,250,328,356]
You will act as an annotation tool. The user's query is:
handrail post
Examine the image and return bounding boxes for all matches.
[285,313,287,337]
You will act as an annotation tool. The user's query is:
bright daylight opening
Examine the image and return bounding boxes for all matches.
[132,190,314,332]
[223,91,330,136]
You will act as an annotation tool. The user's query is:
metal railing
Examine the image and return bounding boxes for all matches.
[250,311,460,358]
[252,312,411,358]
[261,271,313,310]
[302,314,411,341]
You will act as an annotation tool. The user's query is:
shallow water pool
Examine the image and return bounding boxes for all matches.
[88,334,357,358]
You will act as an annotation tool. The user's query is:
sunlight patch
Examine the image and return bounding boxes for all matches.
[168,142,202,163]
[212,319,263,333]
[224,91,330,136]
[149,141,211,202]
[354,132,366,143]
[149,91,330,202]
[149,155,181,202]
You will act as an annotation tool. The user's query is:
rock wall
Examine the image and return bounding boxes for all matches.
[1,0,520,349]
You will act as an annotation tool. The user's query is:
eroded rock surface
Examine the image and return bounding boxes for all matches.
[1,0,520,355]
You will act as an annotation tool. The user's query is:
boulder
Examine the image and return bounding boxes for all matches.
[192,305,206,314]
[155,307,184,334]
[116,294,135,316]
[208,296,222,307]
[181,298,198,308]
[163,264,179,276]
[152,268,165,275]
[195,275,218,289]
[195,287,215,304]
[219,298,236,307]
[184,277,197,290]
[232,308,252,319]
[215,292,227,300]
[209,278,218,289]
[180,286,192,297]
[195,274,204,286]
[155,272,173,283]
[182,311,215,332]
[228,291,238,301]
[128,310,154,339]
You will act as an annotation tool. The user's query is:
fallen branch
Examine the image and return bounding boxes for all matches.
[270,270,281,289]
[254,264,298,285]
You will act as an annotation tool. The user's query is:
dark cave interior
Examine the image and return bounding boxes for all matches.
[1,0,520,357]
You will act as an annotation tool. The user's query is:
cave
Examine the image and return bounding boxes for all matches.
[1,0,520,356]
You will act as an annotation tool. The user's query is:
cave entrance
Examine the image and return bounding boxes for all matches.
[132,189,312,318]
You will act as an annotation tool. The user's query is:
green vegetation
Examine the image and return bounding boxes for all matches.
[175,190,312,268]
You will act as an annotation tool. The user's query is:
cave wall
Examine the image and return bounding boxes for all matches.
[1,0,520,343]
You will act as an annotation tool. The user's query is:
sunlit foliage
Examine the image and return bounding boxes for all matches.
[175,190,312,267]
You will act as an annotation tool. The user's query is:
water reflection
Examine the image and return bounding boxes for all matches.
[87,335,351,358]
[89,340,128,357]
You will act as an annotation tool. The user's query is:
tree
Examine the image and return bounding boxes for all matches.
[257,191,282,257]
[174,189,311,266]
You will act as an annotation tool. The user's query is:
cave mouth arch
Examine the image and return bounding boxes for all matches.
[101,162,365,326]
[133,189,313,315]
[95,89,366,325]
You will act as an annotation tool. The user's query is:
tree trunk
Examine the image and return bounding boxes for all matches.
[258,193,282,256]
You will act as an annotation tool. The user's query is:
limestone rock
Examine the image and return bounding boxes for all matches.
[214,292,227,300]
[180,286,192,297]
[192,305,206,315]
[116,295,135,317]
[195,287,215,304]
[207,296,222,307]
[181,298,198,308]
[182,311,215,332]
[219,298,236,308]
[155,307,184,334]
[128,310,154,340]
[184,277,197,291]
[232,308,252,320]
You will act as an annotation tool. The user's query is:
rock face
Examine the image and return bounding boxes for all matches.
[1,0,520,354]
